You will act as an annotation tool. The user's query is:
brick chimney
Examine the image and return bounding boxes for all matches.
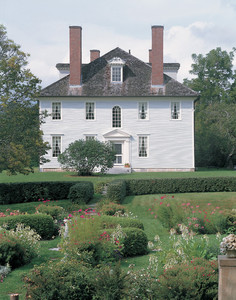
[69,26,82,86]
[151,25,164,86]
[90,50,100,62]
[149,49,152,64]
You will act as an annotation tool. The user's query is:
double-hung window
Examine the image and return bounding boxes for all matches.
[171,102,180,120]
[52,136,61,157]
[112,106,121,128]
[108,57,125,83]
[52,102,61,120]
[138,136,148,157]
[138,102,148,120]
[112,66,122,82]
[86,102,95,120]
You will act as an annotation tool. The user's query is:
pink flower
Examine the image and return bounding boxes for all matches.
[182,203,186,206]
[207,203,211,206]
[148,208,151,211]
[68,214,72,218]
[80,215,85,218]
[196,205,199,208]
[159,202,163,205]
[167,204,170,207]
[186,203,190,206]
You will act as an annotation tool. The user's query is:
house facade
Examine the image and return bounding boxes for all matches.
[39,26,198,173]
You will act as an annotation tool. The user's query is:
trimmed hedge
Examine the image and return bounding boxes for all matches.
[0,181,93,204]
[68,182,94,204]
[125,177,236,195]
[106,180,126,203]
[100,215,144,230]
[104,227,148,257]
[0,214,55,239]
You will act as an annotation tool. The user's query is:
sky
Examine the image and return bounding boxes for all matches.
[1,0,236,88]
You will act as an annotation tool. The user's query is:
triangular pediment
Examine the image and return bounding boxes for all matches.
[103,129,131,138]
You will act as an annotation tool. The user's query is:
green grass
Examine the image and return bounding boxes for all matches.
[1,191,236,297]
[0,237,63,299]
[0,168,236,183]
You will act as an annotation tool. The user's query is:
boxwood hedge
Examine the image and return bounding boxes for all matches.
[0,214,55,239]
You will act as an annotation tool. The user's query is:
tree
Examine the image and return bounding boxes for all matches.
[184,47,236,168]
[58,139,116,176]
[0,24,50,175]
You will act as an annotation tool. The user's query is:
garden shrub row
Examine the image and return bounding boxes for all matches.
[68,182,94,204]
[0,214,55,239]
[0,181,94,204]
[100,215,144,230]
[106,179,126,203]
[125,177,236,195]
[106,177,236,199]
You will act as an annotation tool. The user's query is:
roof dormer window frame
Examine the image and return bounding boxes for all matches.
[108,57,125,83]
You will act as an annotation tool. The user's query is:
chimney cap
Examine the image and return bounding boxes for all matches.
[69,26,82,30]
[152,25,164,29]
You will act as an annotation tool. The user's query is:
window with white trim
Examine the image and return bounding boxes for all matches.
[112,106,121,128]
[112,66,122,82]
[52,102,61,120]
[138,136,148,157]
[171,102,180,120]
[108,57,125,83]
[86,102,95,120]
[138,102,148,120]
[85,135,96,141]
[52,136,61,157]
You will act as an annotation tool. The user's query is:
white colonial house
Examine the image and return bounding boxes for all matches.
[39,25,198,173]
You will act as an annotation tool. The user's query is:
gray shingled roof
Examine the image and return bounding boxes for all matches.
[40,47,198,97]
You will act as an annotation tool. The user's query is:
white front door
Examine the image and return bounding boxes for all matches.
[113,142,123,165]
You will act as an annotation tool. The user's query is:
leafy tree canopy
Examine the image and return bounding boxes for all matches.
[184,47,236,168]
[58,139,116,176]
[0,24,50,175]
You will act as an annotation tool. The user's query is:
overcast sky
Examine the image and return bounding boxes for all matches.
[1,0,236,87]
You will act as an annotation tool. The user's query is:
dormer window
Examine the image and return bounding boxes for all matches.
[108,57,125,83]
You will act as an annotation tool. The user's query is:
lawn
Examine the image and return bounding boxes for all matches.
[1,191,236,298]
[1,170,236,298]
[0,168,236,184]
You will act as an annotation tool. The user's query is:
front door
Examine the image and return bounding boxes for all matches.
[113,143,123,165]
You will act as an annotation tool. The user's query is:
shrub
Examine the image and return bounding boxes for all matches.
[107,180,126,203]
[104,227,148,257]
[0,214,55,239]
[222,208,236,233]
[100,215,144,230]
[93,263,129,300]
[68,182,94,205]
[125,177,236,195]
[99,202,127,216]
[158,258,218,300]
[58,139,116,175]
[0,224,40,269]
[0,181,76,204]
[60,217,125,265]
[94,181,109,194]
[122,228,148,257]
[36,204,65,220]
[24,260,95,300]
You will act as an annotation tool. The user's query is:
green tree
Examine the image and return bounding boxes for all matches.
[0,24,50,175]
[184,47,236,168]
[58,139,116,176]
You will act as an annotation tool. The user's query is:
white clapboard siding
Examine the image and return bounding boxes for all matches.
[39,96,194,171]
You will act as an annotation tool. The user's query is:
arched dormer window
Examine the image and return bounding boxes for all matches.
[112,106,121,127]
[108,57,125,83]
